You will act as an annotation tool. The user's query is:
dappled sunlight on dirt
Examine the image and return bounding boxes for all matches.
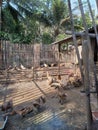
[0,76,87,130]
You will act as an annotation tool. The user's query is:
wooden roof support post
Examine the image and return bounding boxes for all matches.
[87,0,98,102]
[82,40,93,130]
[78,0,98,102]
[58,44,61,80]
[67,0,84,83]
[0,39,2,69]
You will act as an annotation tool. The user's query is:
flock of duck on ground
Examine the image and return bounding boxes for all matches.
[0,62,82,119]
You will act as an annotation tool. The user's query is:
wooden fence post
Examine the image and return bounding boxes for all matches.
[82,40,93,130]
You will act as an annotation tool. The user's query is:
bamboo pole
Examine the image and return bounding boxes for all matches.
[67,0,84,83]
[87,0,98,46]
[0,0,2,31]
[0,1,2,67]
[87,0,98,103]
[77,0,94,60]
[78,0,98,105]
[95,0,98,11]
[0,0,2,68]
[82,40,93,130]
[78,0,98,95]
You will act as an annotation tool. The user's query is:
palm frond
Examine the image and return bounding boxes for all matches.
[7,3,23,22]
[74,24,84,30]
[16,3,33,17]
[60,16,70,26]
[38,12,53,27]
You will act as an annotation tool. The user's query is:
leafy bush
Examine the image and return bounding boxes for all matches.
[56,33,66,41]
[0,31,33,44]
[9,33,32,44]
[42,32,54,44]
[0,31,9,40]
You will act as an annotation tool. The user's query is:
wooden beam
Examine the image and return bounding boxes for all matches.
[80,90,97,93]
[66,31,98,38]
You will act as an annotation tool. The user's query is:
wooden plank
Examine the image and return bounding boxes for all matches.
[66,31,98,38]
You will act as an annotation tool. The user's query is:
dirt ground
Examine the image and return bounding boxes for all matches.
[0,71,89,130]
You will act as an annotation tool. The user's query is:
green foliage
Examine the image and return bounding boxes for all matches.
[0,31,9,40]
[36,0,69,38]
[73,11,92,31]
[56,33,66,41]
[9,33,32,44]
[52,0,68,25]
[2,8,18,33]
[1,0,97,45]
[84,11,92,28]
[0,31,33,44]
[42,32,53,44]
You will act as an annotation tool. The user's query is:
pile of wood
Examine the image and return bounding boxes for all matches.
[14,105,38,117]
[1,96,46,117]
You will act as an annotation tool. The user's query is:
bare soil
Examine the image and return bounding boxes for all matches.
[0,72,89,130]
